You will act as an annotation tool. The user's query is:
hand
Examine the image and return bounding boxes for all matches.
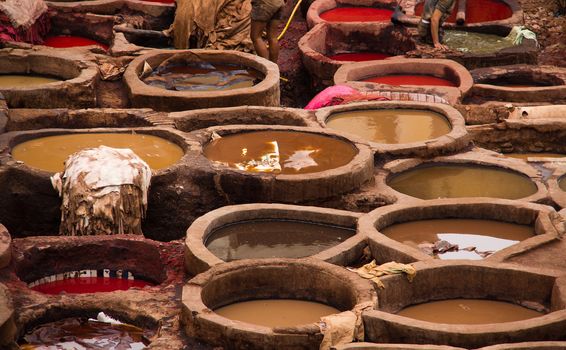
[433,42,449,51]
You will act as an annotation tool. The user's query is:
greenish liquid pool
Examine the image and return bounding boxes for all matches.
[444,30,514,54]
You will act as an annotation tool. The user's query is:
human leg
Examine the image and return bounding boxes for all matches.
[266,19,281,62]
[251,20,269,60]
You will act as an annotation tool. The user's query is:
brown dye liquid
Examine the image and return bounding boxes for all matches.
[203,130,358,174]
[397,299,543,324]
[560,177,566,192]
[0,74,61,87]
[382,219,534,259]
[205,219,355,261]
[19,317,152,349]
[215,299,340,327]
[11,133,184,172]
[504,152,566,160]
[388,165,537,200]
[325,109,451,144]
[143,63,263,91]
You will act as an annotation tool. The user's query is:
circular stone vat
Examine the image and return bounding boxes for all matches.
[334,58,473,105]
[467,119,566,162]
[124,49,280,111]
[0,49,98,108]
[299,23,415,86]
[307,0,397,28]
[479,341,566,350]
[470,65,566,103]
[184,203,365,275]
[334,343,466,350]
[14,235,166,294]
[548,167,566,209]
[387,163,538,200]
[316,101,469,157]
[170,106,317,132]
[182,259,376,349]
[360,198,559,264]
[362,261,566,348]
[393,0,522,28]
[190,125,373,203]
[0,127,190,240]
[16,306,159,349]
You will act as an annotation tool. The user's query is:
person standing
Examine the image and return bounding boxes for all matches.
[250,0,286,62]
[417,0,456,50]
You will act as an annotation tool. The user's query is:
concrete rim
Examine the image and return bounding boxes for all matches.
[182,258,377,349]
[333,58,473,104]
[358,198,561,265]
[184,203,365,275]
[315,100,471,158]
[376,150,549,204]
[124,49,280,111]
[0,48,98,108]
[188,124,374,203]
[362,260,566,348]
[548,166,566,209]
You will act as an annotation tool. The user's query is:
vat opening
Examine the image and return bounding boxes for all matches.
[478,73,563,87]
[204,218,356,261]
[415,0,512,23]
[362,74,458,87]
[320,7,395,22]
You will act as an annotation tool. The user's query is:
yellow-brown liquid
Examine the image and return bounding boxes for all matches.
[397,299,543,324]
[11,133,184,172]
[326,109,451,144]
[204,131,358,174]
[505,152,566,160]
[0,75,61,88]
[382,219,534,259]
[388,165,538,200]
[214,299,340,327]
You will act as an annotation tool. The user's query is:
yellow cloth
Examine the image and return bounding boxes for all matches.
[353,261,416,289]
[318,301,374,350]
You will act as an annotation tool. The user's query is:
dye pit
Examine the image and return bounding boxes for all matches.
[325,109,452,144]
[205,219,355,261]
[362,74,458,87]
[1,0,566,348]
[11,133,184,172]
[381,219,534,259]
[396,299,543,324]
[143,63,263,92]
[43,35,109,51]
[214,299,341,328]
[388,165,538,200]
[203,130,357,174]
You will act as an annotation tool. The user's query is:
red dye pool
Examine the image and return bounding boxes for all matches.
[320,7,394,22]
[43,36,108,51]
[31,277,153,294]
[363,74,457,87]
[415,0,511,23]
[328,52,392,62]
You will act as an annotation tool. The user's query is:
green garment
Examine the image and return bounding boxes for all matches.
[417,0,456,42]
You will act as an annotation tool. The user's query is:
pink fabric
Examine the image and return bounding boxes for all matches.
[304,84,390,110]
[304,84,358,110]
[0,12,50,44]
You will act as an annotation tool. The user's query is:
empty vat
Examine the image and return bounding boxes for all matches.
[361,199,560,264]
[182,259,376,349]
[124,50,280,111]
[316,101,470,157]
[362,261,566,348]
[334,58,473,104]
[184,203,365,275]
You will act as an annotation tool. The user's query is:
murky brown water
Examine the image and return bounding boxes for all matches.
[204,130,358,174]
[504,152,566,160]
[325,109,451,144]
[382,219,534,259]
[397,299,544,324]
[215,299,340,327]
[19,317,151,349]
[0,75,61,88]
[11,133,184,172]
[143,63,263,91]
[205,219,355,261]
[444,30,514,54]
[388,165,538,199]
